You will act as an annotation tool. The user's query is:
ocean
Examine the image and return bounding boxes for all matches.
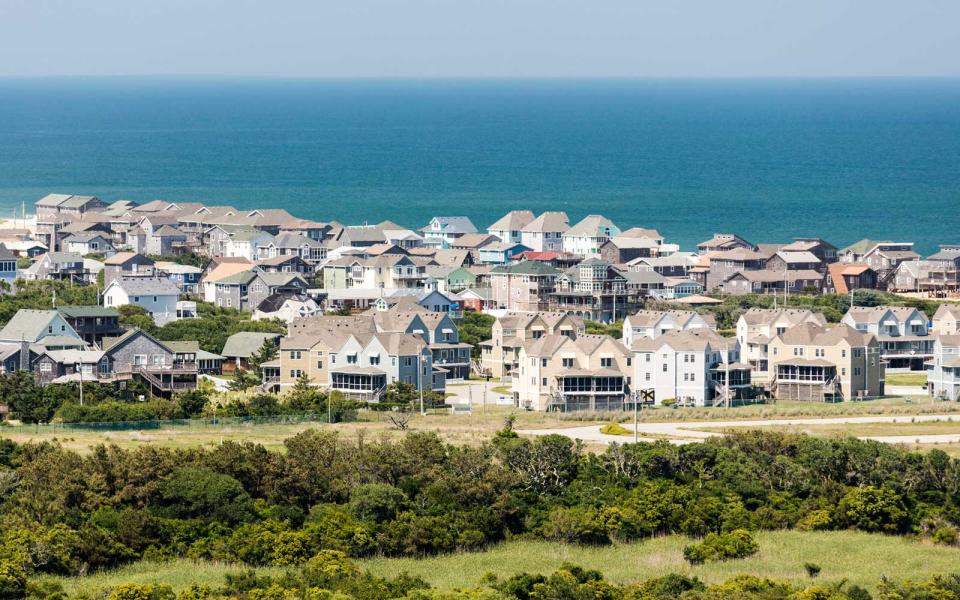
[0,78,958,254]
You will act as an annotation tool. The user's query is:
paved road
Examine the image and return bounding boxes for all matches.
[518,413,960,446]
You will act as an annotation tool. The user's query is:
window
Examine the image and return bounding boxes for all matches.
[542,378,547,386]
[331,354,337,364]
[153,296,158,302]
[541,358,548,367]
[134,296,140,302]
[404,357,413,367]
[40,362,52,372]
[290,351,301,360]
[370,355,380,365]
[645,372,651,381]
[290,369,302,378]
[854,367,862,376]
[347,354,358,364]
[317,358,323,369]
[601,357,612,368]
[645,353,651,363]
[841,368,846,376]
[662,363,668,372]
[562,358,573,368]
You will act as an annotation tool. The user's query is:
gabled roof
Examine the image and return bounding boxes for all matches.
[777,322,874,347]
[774,251,821,264]
[490,260,560,276]
[63,233,111,244]
[827,263,873,294]
[0,309,76,343]
[202,259,255,283]
[488,210,535,231]
[102,327,171,353]
[933,304,960,320]
[564,214,618,237]
[57,305,120,318]
[221,332,282,358]
[108,277,181,296]
[44,252,84,264]
[36,193,73,207]
[421,216,477,235]
[153,225,186,237]
[451,233,499,249]
[631,328,732,353]
[521,211,570,233]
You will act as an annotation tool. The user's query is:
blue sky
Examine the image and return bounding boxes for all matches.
[1,0,957,77]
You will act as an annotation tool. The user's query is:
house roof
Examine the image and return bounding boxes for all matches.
[421,216,478,235]
[164,340,200,353]
[488,210,535,231]
[153,225,186,237]
[202,260,255,283]
[216,270,259,285]
[490,260,560,276]
[64,233,110,244]
[827,263,872,294]
[45,252,84,264]
[631,328,734,353]
[618,227,662,240]
[57,305,119,318]
[777,322,874,347]
[565,214,618,237]
[221,332,282,358]
[451,233,499,248]
[109,277,181,296]
[841,239,887,255]
[102,328,170,353]
[36,193,73,207]
[775,251,821,264]
[104,252,154,266]
[521,211,570,233]
[0,309,71,343]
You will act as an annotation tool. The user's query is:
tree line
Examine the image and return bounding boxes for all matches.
[1,430,960,595]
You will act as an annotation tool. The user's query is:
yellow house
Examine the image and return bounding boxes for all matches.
[768,323,883,401]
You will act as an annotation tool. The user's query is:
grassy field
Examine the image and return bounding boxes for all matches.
[0,407,591,454]
[49,531,960,596]
[3,395,958,455]
[886,372,928,386]
[695,418,960,438]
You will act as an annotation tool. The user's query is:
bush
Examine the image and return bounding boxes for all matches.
[538,507,610,545]
[803,562,821,578]
[0,560,26,600]
[599,422,631,436]
[682,529,759,565]
[932,526,958,546]
[838,486,911,534]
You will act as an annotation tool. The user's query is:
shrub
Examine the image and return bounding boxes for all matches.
[682,529,759,565]
[804,562,822,578]
[599,422,631,436]
[796,509,833,531]
[838,486,911,534]
[932,526,958,546]
[538,507,610,545]
[0,560,26,600]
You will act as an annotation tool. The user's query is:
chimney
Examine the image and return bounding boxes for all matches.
[19,337,29,371]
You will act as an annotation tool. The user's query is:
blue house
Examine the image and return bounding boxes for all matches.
[478,242,531,265]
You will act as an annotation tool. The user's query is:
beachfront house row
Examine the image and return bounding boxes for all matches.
[520,211,570,253]
[487,210,535,245]
[631,329,751,407]
[513,333,631,411]
[548,259,640,321]
[928,334,960,401]
[736,309,828,385]
[622,310,717,346]
[779,238,839,264]
[561,215,620,258]
[720,269,824,296]
[479,311,585,379]
[840,306,932,370]
[768,323,883,401]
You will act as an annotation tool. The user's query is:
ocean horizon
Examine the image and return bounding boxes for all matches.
[0,77,958,254]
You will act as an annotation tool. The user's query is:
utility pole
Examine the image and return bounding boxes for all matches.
[419,353,425,415]
[78,362,84,406]
[633,390,638,443]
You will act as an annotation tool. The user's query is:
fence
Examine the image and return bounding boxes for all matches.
[1,413,330,433]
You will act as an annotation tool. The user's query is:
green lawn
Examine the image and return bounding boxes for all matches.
[886,372,928,387]
[52,531,960,596]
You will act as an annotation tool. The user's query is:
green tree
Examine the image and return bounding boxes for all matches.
[248,339,279,374]
[160,467,254,525]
